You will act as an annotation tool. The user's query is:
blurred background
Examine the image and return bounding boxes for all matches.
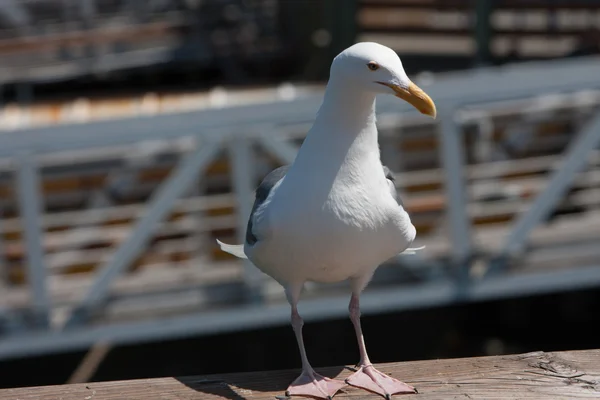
[0,0,600,390]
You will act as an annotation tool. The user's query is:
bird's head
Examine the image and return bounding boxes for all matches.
[330,42,436,118]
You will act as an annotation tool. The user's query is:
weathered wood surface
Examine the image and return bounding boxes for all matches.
[2,350,599,399]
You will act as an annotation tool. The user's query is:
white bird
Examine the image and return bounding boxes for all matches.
[217,42,436,399]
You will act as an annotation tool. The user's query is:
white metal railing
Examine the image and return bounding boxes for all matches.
[1,55,600,359]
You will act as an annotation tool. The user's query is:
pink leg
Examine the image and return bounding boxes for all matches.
[285,285,346,399]
[345,293,416,399]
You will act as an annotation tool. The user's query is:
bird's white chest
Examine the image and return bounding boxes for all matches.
[249,180,415,284]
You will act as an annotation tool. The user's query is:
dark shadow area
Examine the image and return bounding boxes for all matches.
[175,365,347,400]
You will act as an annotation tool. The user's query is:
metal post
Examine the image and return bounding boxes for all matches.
[0,85,4,274]
[80,0,96,25]
[16,152,49,328]
[329,0,357,58]
[16,82,32,105]
[495,111,600,263]
[63,137,223,328]
[438,107,472,295]
[229,136,264,303]
[79,0,97,68]
[0,205,6,288]
[474,0,493,67]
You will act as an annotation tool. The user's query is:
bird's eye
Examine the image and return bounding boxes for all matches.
[367,62,379,71]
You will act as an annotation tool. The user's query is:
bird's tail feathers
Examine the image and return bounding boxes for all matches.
[217,240,422,259]
[400,245,426,255]
[216,239,248,259]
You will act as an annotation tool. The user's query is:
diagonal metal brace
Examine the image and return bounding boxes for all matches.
[63,137,223,329]
[494,111,600,267]
[256,132,299,165]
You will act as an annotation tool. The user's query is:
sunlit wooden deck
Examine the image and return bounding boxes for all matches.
[2,350,598,399]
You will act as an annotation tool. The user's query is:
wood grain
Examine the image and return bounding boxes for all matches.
[2,350,599,399]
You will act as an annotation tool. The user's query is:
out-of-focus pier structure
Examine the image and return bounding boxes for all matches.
[0,0,600,361]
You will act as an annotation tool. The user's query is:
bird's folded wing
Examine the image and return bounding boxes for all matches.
[217,165,289,259]
[246,165,289,246]
[383,165,405,208]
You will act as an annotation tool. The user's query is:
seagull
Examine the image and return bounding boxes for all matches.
[217,42,436,399]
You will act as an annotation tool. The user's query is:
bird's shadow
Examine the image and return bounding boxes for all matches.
[176,365,349,400]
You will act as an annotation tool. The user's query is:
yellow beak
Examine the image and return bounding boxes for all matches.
[379,81,436,118]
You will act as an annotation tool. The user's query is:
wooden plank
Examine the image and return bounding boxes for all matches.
[360,0,600,11]
[1,350,598,399]
[360,24,597,37]
[0,19,188,55]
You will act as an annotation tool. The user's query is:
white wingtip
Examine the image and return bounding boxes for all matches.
[216,239,248,259]
[400,245,426,255]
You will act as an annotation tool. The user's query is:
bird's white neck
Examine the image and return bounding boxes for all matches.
[293,79,379,169]
[272,77,386,206]
[316,79,377,132]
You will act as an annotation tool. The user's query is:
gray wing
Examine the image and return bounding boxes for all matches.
[246,165,290,245]
[383,165,404,207]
